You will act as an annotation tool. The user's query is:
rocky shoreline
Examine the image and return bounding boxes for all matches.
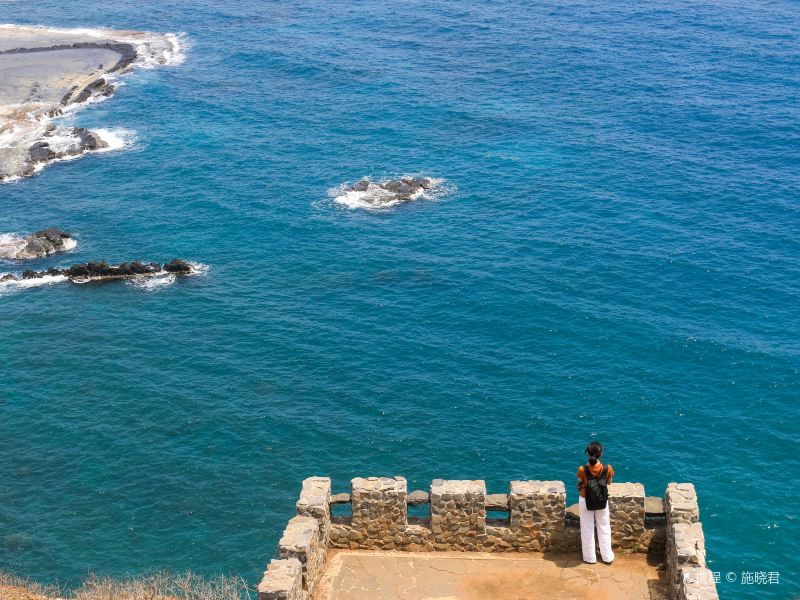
[0,258,194,284]
[0,25,183,181]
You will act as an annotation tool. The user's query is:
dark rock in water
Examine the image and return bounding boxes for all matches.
[73,127,107,152]
[163,258,192,273]
[23,239,47,257]
[67,264,90,278]
[3,259,196,286]
[0,228,74,261]
[26,127,109,172]
[36,228,71,245]
[72,78,115,104]
[410,177,432,189]
[86,261,110,276]
[339,176,436,208]
[380,180,405,193]
[129,260,160,275]
[29,142,56,163]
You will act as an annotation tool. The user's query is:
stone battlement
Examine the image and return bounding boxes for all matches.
[258,476,718,600]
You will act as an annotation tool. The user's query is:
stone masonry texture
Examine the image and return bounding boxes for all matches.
[259,476,717,599]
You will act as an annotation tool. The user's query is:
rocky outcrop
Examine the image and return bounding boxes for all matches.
[0,25,182,181]
[23,128,109,177]
[335,177,437,209]
[0,228,74,260]
[0,259,195,284]
[163,258,192,273]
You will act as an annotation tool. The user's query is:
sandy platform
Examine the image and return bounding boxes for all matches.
[0,24,183,181]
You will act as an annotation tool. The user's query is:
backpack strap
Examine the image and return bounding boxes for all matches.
[600,465,608,481]
[584,464,595,480]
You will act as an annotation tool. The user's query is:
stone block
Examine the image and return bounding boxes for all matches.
[408,490,429,505]
[665,483,699,526]
[257,558,303,600]
[678,565,720,600]
[278,516,324,595]
[609,482,645,550]
[508,481,566,551]
[645,496,664,516]
[351,476,408,546]
[296,477,331,544]
[430,479,487,550]
[485,493,509,511]
[565,502,579,523]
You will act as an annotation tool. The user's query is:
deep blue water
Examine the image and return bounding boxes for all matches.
[1,1,799,597]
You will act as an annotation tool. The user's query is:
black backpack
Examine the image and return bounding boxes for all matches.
[583,464,609,510]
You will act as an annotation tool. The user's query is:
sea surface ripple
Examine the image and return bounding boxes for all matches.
[0,1,798,598]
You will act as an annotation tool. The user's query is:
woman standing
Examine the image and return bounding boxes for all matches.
[577,441,615,565]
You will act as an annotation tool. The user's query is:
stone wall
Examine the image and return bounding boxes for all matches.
[257,558,305,600]
[430,479,487,551]
[258,475,711,600]
[609,482,646,551]
[664,483,719,600]
[276,516,325,596]
[295,477,331,545]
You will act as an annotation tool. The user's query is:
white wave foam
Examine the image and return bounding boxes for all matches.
[187,262,210,275]
[0,232,77,259]
[10,126,136,179]
[330,176,449,210]
[0,273,68,294]
[126,272,176,291]
[126,262,206,291]
[161,32,187,66]
[94,128,136,152]
[0,233,27,259]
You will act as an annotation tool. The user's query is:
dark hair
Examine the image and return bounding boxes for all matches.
[585,441,603,465]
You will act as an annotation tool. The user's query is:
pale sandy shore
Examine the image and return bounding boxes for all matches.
[0,24,183,181]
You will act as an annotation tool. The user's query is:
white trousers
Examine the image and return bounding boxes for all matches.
[579,496,615,563]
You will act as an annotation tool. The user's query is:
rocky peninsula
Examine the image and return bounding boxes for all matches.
[0,24,183,181]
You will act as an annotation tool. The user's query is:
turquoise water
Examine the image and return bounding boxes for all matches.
[1,1,798,597]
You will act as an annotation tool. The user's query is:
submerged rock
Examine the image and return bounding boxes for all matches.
[0,228,74,260]
[334,176,437,209]
[0,259,195,285]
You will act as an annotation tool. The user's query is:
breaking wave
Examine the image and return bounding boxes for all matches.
[125,262,208,291]
[0,233,27,259]
[0,273,68,294]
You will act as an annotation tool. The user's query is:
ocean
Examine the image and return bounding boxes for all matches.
[1,1,798,597]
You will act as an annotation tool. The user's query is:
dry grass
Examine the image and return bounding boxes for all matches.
[0,572,252,600]
[0,571,58,599]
